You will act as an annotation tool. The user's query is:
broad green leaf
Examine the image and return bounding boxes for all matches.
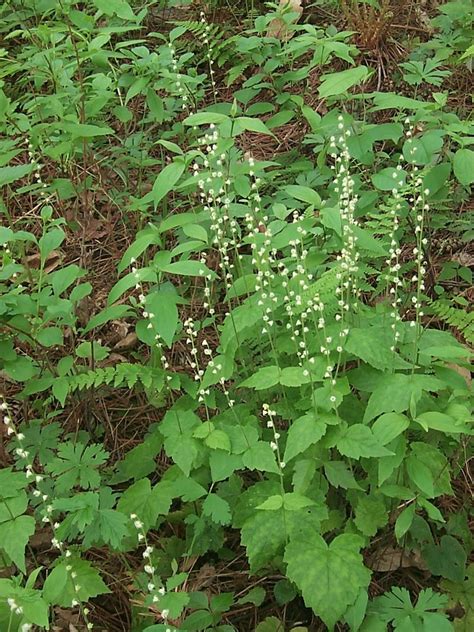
[345,327,409,371]
[284,185,321,207]
[410,442,452,497]
[243,442,280,474]
[43,558,110,606]
[406,454,435,497]
[146,288,179,347]
[183,112,230,126]
[150,159,185,210]
[395,504,416,541]
[324,461,363,490]
[241,509,286,572]
[0,515,35,572]
[240,366,280,390]
[38,227,65,262]
[93,0,135,19]
[84,304,133,332]
[336,424,393,459]
[453,148,474,185]
[107,267,157,305]
[62,122,114,137]
[284,414,327,462]
[0,163,34,187]
[354,496,388,537]
[117,227,161,273]
[285,533,371,629]
[202,493,231,525]
[415,412,471,434]
[117,478,171,529]
[371,413,410,445]
[160,259,215,278]
[236,116,274,136]
[423,536,467,582]
[318,66,370,98]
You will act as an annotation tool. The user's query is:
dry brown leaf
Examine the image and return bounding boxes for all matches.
[26,250,62,274]
[267,0,303,42]
[114,332,138,351]
[367,547,428,572]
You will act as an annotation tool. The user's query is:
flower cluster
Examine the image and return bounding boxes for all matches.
[130,514,171,624]
[263,404,285,471]
[199,11,216,97]
[1,396,94,629]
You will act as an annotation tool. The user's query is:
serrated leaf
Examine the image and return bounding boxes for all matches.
[354,496,388,537]
[0,515,35,572]
[202,493,231,525]
[285,533,371,629]
[43,558,110,606]
[423,536,467,582]
[243,442,280,474]
[324,461,363,490]
[336,424,393,459]
[284,413,327,462]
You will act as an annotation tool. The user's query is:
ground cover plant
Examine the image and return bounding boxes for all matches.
[0,0,472,630]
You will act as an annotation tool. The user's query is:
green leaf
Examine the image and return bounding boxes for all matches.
[371,413,410,445]
[409,442,452,497]
[285,185,321,207]
[285,533,371,629]
[237,586,266,606]
[354,496,388,537]
[453,148,474,185]
[243,442,280,474]
[318,66,370,98]
[284,413,327,462]
[62,122,114,137]
[423,536,467,582]
[0,163,34,187]
[202,493,231,525]
[255,618,284,632]
[236,116,274,136]
[0,515,35,572]
[107,267,157,305]
[183,112,230,126]
[345,327,409,371]
[146,288,179,347]
[150,159,185,210]
[257,495,284,511]
[46,442,109,492]
[160,260,215,279]
[39,227,65,262]
[415,412,471,434]
[84,304,133,333]
[324,461,363,490]
[395,504,416,541]
[117,478,171,530]
[43,558,110,606]
[406,454,435,497]
[336,424,393,459]
[241,509,286,571]
[240,366,280,390]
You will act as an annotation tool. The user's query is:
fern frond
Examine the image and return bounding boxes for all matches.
[428,299,474,344]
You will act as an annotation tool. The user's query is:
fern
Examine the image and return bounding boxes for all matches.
[295,266,341,316]
[54,364,165,402]
[429,299,474,344]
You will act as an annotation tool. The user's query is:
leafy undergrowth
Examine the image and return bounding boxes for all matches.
[0,1,473,631]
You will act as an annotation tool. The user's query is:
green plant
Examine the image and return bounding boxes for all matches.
[0,1,472,631]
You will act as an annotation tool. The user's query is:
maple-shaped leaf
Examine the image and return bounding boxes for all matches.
[202,493,231,525]
[284,533,371,629]
[43,557,110,606]
[46,442,109,492]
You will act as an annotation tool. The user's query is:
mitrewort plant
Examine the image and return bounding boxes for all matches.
[0,1,472,631]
